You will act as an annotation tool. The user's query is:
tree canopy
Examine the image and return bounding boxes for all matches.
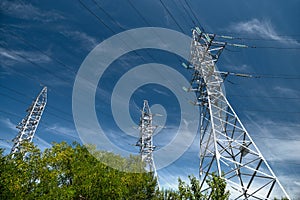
[0,141,234,199]
[0,142,158,199]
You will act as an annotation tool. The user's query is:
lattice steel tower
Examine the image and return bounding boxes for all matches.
[183,27,289,199]
[136,100,157,177]
[11,87,47,157]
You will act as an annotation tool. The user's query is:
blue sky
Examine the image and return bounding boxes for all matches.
[1,0,300,198]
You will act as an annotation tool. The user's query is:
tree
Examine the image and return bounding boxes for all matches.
[0,142,158,199]
[206,173,230,200]
[156,173,229,200]
[0,141,235,199]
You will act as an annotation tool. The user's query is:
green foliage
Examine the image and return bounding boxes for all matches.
[155,174,229,200]
[0,142,236,200]
[206,172,230,200]
[0,142,158,200]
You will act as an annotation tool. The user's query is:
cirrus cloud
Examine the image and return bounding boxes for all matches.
[229,18,300,45]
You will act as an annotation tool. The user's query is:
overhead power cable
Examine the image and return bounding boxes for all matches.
[78,0,189,100]
[0,92,74,124]
[0,44,71,84]
[182,0,205,32]
[240,109,300,114]
[172,0,195,28]
[0,85,71,117]
[0,109,79,142]
[78,0,115,33]
[0,28,75,73]
[158,0,186,33]
[126,0,151,26]
[227,94,300,100]
[210,32,300,50]
[176,0,197,27]
[215,33,300,42]
[223,71,300,80]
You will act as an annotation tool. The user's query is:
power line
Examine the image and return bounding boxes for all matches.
[0,28,75,73]
[240,109,300,114]
[125,0,184,64]
[216,33,300,42]
[253,136,300,141]
[0,109,79,142]
[0,85,74,124]
[222,70,300,80]
[189,29,300,50]
[176,0,197,27]
[249,45,300,50]
[158,0,186,33]
[126,0,152,27]
[182,0,205,32]
[253,123,300,128]
[227,94,300,100]
[209,32,300,50]
[233,74,300,80]
[78,0,115,34]
[0,84,72,117]
[79,0,190,100]
[172,0,195,28]
[0,83,117,123]
[0,92,74,124]
[0,44,71,84]
[269,160,300,166]
[92,0,126,31]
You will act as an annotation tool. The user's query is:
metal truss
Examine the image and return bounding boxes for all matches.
[184,28,290,199]
[136,100,158,177]
[11,87,47,157]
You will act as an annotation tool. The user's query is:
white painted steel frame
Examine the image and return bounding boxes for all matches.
[186,28,289,199]
[137,100,157,176]
[11,87,47,157]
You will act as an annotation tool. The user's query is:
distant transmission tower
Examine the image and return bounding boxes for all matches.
[11,87,47,157]
[183,27,289,199]
[136,100,158,178]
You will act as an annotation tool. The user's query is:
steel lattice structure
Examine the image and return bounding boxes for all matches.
[136,100,158,177]
[11,87,47,157]
[184,27,290,199]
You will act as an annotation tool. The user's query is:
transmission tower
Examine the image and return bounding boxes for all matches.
[136,100,158,178]
[183,27,290,199]
[11,86,47,157]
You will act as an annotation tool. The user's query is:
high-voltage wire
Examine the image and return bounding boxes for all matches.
[158,0,186,34]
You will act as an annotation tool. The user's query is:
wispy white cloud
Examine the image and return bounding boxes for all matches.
[0,117,52,152]
[273,86,300,98]
[0,51,20,61]
[44,124,79,140]
[245,116,300,161]
[0,117,17,152]
[277,175,300,199]
[0,140,12,151]
[33,135,52,151]
[153,88,171,96]
[0,0,64,22]
[0,47,51,67]
[229,18,300,45]
[295,181,300,187]
[0,117,16,131]
[60,31,99,50]
[243,114,300,197]
[225,64,253,73]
